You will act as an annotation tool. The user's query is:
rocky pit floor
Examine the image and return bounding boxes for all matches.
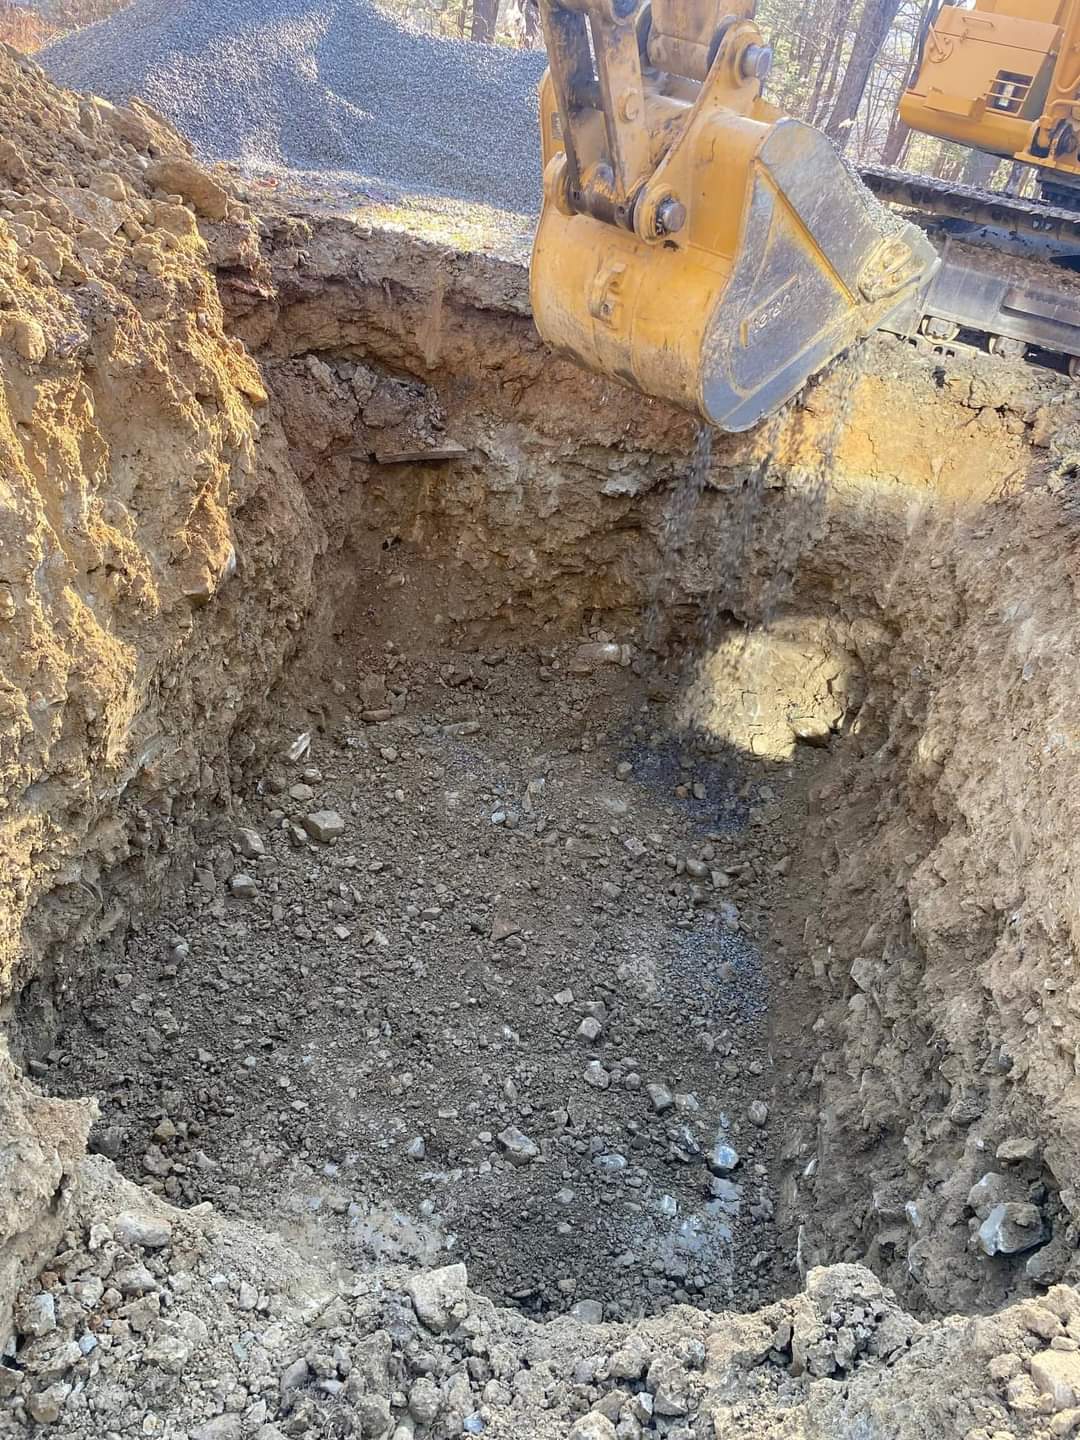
[41,616,823,1330]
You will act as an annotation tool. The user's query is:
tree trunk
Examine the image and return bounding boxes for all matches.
[470,0,499,44]
[824,0,904,148]
[960,149,1000,189]
[810,28,844,125]
[523,0,542,45]
[879,0,938,165]
[881,117,909,165]
[1003,159,1029,196]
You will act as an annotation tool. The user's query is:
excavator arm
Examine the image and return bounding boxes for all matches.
[530,0,939,431]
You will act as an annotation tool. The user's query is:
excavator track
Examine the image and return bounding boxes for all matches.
[859,164,1080,245]
[859,164,1080,376]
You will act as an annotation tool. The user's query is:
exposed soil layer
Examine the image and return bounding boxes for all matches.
[6,40,1080,1440]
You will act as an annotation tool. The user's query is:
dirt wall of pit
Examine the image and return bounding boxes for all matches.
[0,47,319,1333]
[228,211,1080,1317]
[5,35,1080,1386]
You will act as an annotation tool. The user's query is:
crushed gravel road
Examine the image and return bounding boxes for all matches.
[41,0,547,213]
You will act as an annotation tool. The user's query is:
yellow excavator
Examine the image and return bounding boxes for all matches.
[901,0,1080,210]
[528,0,939,431]
[529,0,1080,426]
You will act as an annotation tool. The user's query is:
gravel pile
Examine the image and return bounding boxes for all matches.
[41,0,546,213]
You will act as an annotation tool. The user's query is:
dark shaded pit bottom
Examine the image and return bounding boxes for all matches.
[43,643,811,1323]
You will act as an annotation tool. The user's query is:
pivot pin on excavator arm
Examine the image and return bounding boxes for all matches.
[530,0,940,431]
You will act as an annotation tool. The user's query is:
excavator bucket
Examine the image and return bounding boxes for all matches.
[531,0,939,432]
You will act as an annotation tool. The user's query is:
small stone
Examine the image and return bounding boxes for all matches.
[230,873,257,899]
[497,1126,539,1166]
[71,1275,105,1309]
[1019,1301,1063,1341]
[748,1101,769,1127]
[491,914,522,943]
[236,828,265,859]
[615,762,633,781]
[584,1061,611,1090]
[609,1343,650,1380]
[708,1141,740,1177]
[145,1334,193,1375]
[977,1202,1048,1256]
[302,810,346,842]
[280,1358,310,1396]
[570,642,625,674]
[409,1377,442,1425]
[191,1419,243,1440]
[1007,1373,1041,1414]
[1029,1235,1072,1286]
[651,1384,688,1419]
[406,1136,427,1161]
[18,1293,56,1338]
[646,1083,674,1114]
[13,316,46,363]
[120,1294,160,1333]
[578,1017,602,1043]
[113,1264,157,1295]
[237,1282,258,1311]
[407,1263,469,1333]
[145,157,230,219]
[791,716,832,747]
[569,1413,618,1440]
[27,1385,69,1425]
[570,1300,604,1324]
[997,1136,1041,1164]
[288,783,316,802]
[1032,1351,1080,1411]
[968,1171,1025,1220]
[113,1212,173,1249]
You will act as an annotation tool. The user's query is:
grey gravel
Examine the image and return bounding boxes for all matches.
[42,0,546,213]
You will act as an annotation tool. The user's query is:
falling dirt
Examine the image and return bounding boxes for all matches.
[7,37,1080,1440]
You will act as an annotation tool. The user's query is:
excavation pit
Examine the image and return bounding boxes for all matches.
[6,53,1080,1434]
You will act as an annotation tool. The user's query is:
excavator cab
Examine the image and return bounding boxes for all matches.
[530,0,939,431]
[899,0,1080,209]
